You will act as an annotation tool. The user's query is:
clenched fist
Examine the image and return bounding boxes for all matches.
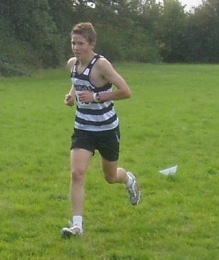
[64,94,74,107]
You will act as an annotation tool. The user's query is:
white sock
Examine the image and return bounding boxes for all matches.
[126,172,134,188]
[73,215,83,229]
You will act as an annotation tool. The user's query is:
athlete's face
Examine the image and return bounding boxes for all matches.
[71,34,95,60]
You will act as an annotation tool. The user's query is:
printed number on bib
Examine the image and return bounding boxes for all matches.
[76,93,91,107]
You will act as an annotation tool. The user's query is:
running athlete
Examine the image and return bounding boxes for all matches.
[61,22,140,237]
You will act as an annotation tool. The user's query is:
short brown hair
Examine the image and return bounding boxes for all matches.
[70,22,97,44]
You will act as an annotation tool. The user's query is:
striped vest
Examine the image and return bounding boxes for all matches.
[71,54,119,131]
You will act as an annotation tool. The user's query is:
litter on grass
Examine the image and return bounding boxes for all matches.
[159,165,178,176]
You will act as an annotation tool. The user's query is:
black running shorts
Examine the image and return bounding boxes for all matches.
[70,126,120,161]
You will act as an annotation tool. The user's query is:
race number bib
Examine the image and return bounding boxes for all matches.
[76,92,91,107]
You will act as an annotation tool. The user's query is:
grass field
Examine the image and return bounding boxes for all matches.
[0,64,219,259]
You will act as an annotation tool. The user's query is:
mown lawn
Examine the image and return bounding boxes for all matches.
[0,64,218,259]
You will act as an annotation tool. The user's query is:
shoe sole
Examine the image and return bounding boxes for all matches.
[131,182,141,205]
[127,172,141,205]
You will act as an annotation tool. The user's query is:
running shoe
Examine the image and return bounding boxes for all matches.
[127,172,141,205]
[61,222,83,238]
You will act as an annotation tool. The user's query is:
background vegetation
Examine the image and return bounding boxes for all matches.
[1,0,219,76]
[0,64,218,259]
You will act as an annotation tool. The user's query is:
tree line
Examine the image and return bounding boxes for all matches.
[0,0,219,76]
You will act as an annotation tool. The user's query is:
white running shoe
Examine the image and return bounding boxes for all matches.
[61,223,83,238]
[126,172,141,206]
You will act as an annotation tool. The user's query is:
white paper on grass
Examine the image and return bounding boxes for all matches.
[159,165,178,175]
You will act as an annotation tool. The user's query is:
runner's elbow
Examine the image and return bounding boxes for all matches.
[124,88,132,99]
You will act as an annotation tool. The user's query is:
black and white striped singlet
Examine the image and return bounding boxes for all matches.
[71,54,119,131]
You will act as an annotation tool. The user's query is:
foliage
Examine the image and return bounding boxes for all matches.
[184,0,219,63]
[1,0,219,76]
[158,0,187,62]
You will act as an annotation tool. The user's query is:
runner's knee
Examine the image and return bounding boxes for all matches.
[71,168,85,181]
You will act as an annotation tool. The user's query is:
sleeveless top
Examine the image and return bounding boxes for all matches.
[70,54,119,131]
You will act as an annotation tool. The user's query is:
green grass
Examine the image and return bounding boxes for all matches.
[0,64,219,259]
